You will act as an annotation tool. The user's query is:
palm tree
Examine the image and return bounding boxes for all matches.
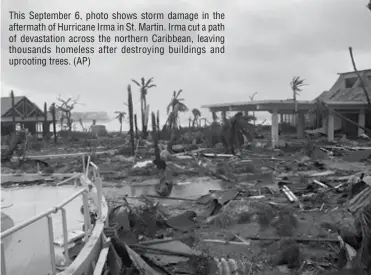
[166,90,188,129]
[114,111,126,134]
[290,76,307,113]
[132,77,156,139]
[191,108,201,127]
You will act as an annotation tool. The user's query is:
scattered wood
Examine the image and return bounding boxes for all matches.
[313,180,328,189]
[203,235,339,244]
[281,185,298,202]
[124,244,161,275]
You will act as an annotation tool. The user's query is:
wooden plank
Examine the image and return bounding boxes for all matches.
[93,247,109,275]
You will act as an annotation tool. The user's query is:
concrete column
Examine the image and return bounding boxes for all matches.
[221,111,227,124]
[358,109,365,136]
[212,112,217,122]
[271,109,279,148]
[327,113,334,142]
[290,114,295,125]
[322,116,327,132]
[280,114,283,123]
[296,112,305,139]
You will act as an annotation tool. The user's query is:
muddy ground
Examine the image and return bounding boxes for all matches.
[2,134,371,275]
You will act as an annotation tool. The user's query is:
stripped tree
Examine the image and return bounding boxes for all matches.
[132,77,156,139]
[10,90,16,132]
[55,95,80,132]
[349,47,371,105]
[43,102,48,138]
[127,85,135,155]
[49,103,57,143]
[134,114,139,139]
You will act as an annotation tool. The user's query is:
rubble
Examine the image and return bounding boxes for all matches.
[2,129,371,275]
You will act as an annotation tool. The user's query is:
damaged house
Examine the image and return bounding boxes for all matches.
[313,69,371,140]
[1,95,53,136]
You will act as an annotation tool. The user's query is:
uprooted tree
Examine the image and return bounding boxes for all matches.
[55,95,80,132]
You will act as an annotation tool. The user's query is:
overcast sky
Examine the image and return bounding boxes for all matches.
[1,0,371,125]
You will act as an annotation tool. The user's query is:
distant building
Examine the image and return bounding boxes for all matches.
[1,95,53,136]
[91,125,107,137]
[202,69,371,146]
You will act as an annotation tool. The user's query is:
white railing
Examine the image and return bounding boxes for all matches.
[0,155,103,275]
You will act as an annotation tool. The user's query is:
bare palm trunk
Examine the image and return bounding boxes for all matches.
[43,102,48,139]
[349,47,371,105]
[142,97,148,139]
[11,90,16,132]
[128,86,135,155]
[134,114,139,139]
[51,104,57,144]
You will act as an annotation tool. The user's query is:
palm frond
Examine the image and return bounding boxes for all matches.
[290,76,308,92]
[367,1,371,11]
[176,102,188,112]
[166,103,172,114]
[176,89,183,98]
[141,77,145,86]
[192,108,201,117]
[146,84,156,89]
[131,79,141,87]
[145,77,154,87]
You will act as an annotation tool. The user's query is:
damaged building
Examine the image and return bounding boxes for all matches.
[202,69,371,146]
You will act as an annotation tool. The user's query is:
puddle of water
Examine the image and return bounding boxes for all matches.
[106,177,224,205]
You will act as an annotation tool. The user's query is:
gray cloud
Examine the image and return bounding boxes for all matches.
[1,0,371,125]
